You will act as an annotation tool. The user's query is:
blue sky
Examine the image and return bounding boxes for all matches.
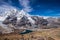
[0,0,60,17]
[30,0,60,17]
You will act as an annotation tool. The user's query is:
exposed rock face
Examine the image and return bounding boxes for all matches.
[3,16,17,25]
[3,15,48,28]
[17,16,32,27]
[3,15,60,29]
[31,16,48,28]
[47,17,60,28]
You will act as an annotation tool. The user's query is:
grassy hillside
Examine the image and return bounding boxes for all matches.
[0,28,60,40]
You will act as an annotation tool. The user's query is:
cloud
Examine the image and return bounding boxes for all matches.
[19,0,32,12]
[0,0,18,17]
[0,5,16,15]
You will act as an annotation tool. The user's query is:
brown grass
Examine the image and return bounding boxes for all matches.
[0,28,60,40]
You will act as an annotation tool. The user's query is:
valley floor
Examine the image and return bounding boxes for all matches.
[0,28,60,40]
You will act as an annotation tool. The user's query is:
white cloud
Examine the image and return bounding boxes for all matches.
[19,0,32,12]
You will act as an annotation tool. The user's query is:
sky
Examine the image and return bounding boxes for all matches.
[0,0,60,17]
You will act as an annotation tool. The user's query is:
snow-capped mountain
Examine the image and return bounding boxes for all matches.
[17,10,35,24]
[0,6,35,33]
[0,5,18,33]
[0,5,35,24]
[0,5,17,21]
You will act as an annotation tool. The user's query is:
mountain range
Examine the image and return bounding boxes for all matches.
[0,9,60,34]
